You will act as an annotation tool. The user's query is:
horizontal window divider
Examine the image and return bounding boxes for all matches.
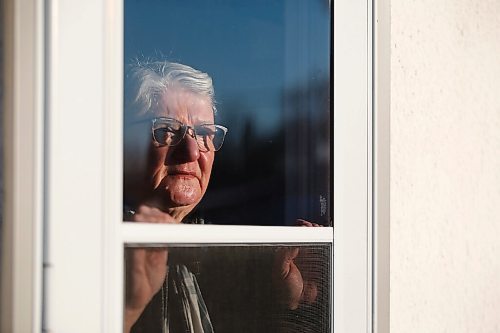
[121,223,333,244]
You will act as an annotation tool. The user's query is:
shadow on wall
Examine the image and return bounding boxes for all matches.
[0,0,4,273]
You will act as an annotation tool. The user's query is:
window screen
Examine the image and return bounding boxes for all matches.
[125,244,331,333]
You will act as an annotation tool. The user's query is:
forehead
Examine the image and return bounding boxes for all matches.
[155,85,214,123]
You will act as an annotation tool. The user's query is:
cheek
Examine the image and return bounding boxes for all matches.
[199,152,215,188]
[148,146,168,183]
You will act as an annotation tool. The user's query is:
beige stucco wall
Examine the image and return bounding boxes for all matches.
[391,1,500,332]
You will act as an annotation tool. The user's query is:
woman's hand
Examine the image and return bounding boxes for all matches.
[272,219,323,310]
[124,205,178,333]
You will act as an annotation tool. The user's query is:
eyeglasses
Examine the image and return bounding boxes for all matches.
[151,117,228,152]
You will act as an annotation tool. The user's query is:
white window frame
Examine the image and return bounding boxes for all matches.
[1,0,44,332]
[1,0,390,332]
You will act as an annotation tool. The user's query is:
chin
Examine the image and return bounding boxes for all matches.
[160,177,203,205]
[168,190,203,207]
[165,193,202,221]
[169,197,201,207]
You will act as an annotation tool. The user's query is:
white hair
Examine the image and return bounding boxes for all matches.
[128,60,216,117]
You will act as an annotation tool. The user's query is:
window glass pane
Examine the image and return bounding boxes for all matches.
[123,0,331,226]
[125,244,331,333]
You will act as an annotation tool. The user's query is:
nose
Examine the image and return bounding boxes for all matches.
[167,129,200,163]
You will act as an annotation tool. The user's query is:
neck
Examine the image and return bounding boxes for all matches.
[130,195,197,223]
[166,206,195,222]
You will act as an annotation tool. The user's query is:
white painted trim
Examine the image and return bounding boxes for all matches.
[333,0,373,332]
[39,1,377,332]
[102,0,124,331]
[368,0,375,329]
[122,224,334,244]
[1,0,44,331]
[373,0,391,331]
[44,0,106,331]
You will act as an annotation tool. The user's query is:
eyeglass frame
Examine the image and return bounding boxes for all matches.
[150,117,228,152]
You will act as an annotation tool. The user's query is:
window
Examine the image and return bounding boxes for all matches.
[123,0,331,227]
[123,2,332,332]
[1,0,386,332]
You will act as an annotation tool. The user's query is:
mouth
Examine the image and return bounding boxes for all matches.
[168,170,198,178]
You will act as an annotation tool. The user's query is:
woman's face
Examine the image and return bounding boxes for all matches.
[145,86,215,219]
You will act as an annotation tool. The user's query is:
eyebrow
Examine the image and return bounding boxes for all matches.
[159,117,217,126]
[127,117,217,126]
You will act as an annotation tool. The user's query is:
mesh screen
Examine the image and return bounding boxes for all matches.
[125,244,331,333]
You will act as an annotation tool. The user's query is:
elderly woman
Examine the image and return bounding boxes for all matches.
[124,61,226,222]
[124,61,226,333]
[124,61,322,333]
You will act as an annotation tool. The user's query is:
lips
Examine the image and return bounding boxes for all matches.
[166,169,200,184]
[168,170,197,177]
[158,167,202,190]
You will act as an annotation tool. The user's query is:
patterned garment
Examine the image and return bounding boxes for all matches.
[165,265,214,333]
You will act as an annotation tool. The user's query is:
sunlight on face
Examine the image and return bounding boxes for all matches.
[147,86,215,218]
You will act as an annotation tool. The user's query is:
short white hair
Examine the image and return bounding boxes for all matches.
[128,60,216,117]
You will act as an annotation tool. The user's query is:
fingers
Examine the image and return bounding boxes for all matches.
[302,280,318,305]
[295,219,323,227]
[273,247,303,310]
[274,247,300,279]
[125,247,168,311]
[125,204,174,319]
[124,247,168,333]
[132,204,179,223]
[273,246,322,310]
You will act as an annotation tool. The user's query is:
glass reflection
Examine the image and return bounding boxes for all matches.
[125,244,331,333]
[124,0,331,226]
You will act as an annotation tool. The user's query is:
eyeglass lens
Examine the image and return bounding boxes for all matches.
[152,119,226,152]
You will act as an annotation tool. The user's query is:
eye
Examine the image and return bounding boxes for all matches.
[193,125,216,152]
[153,128,173,145]
[195,125,216,138]
[162,120,182,132]
[152,119,183,145]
